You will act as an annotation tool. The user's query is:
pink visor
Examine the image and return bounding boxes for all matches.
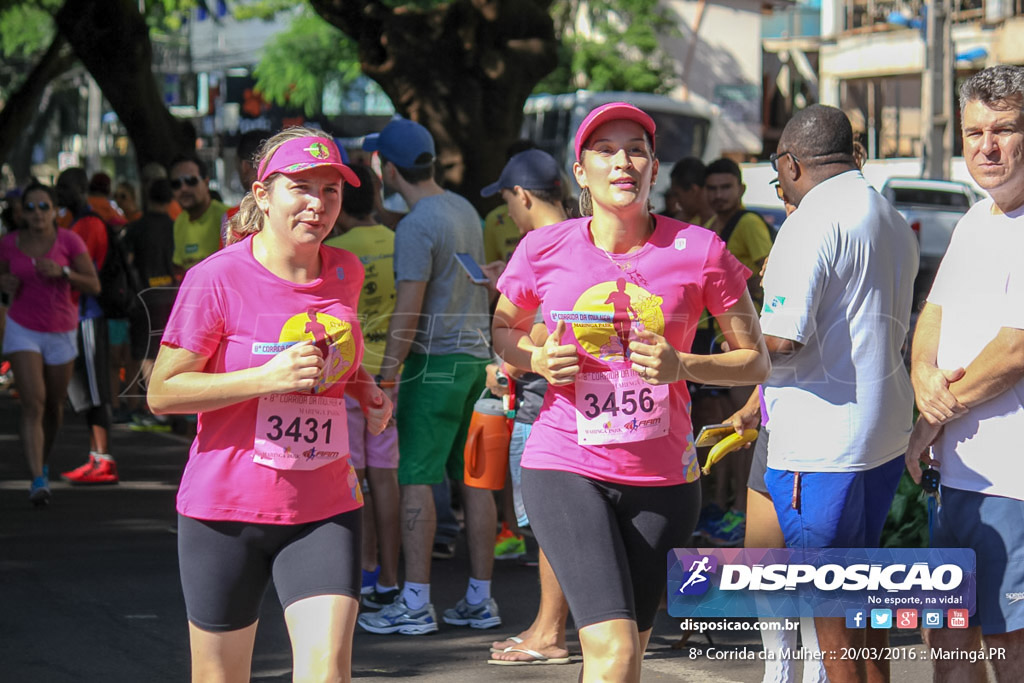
[257,137,360,186]
[574,102,657,161]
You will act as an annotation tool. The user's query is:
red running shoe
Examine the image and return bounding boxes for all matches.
[62,455,119,485]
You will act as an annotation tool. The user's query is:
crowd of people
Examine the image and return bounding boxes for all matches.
[2,63,1024,682]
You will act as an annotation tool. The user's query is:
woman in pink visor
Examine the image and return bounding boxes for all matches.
[493,103,770,682]
[148,127,391,682]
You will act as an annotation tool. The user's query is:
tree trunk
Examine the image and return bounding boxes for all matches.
[54,0,194,170]
[310,0,559,211]
[0,34,76,179]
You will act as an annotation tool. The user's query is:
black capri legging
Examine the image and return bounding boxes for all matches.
[178,509,361,632]
[522,468,701,632]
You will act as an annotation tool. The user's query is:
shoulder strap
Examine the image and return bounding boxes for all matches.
[719,210,752,246]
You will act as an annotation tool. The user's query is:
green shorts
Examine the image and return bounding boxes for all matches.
[397,352,488,486]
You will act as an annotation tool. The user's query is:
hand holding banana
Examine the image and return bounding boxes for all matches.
[702,429,759,475]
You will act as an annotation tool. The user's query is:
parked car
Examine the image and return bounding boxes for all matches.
[880,178,980,308]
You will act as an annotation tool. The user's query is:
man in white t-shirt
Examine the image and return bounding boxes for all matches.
[762,104,919,682]
[906,64,1024,680]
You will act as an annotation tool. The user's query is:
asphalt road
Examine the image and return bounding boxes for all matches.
[0,388,943,682]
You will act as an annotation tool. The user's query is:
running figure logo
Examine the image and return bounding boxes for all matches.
[678,554,718,596]
[557,280,665,363]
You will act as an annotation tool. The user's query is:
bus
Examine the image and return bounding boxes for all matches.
[521,90,722,200]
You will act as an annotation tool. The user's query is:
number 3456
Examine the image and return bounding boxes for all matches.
[582,388,654,419]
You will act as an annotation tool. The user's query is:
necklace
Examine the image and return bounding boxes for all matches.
[596,215,655,288]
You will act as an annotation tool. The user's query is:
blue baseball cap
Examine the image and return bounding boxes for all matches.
[362,118,436,169]
[480,149,562,197]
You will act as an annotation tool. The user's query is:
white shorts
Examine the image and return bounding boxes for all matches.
[3,316,78,365]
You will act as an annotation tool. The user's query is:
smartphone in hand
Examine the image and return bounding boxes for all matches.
[455,252,490,285]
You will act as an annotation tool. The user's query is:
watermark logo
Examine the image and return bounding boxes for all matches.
[845,609,865,629]
[678,554,718,596]
[870,609,892,629]
[948,609,969,629]
[896,609,918,629]
[923,609,944,628]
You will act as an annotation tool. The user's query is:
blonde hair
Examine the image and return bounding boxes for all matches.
[227,125,327,245]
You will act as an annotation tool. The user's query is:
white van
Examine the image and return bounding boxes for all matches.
[521,90,722,204]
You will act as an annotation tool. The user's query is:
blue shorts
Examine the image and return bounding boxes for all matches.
[508,422,532,528]
[931,487,1024,635]
[764,456,904,548]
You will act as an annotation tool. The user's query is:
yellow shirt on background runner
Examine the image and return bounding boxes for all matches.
[705,209,773,274]
[172,199,228,270]
[483,204,522,263]
[325,224,395,375]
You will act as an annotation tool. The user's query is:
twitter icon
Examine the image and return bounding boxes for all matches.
[870,609,893,629]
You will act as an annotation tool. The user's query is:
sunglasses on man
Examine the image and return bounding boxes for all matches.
[25,201,52,212]
[170,175,201,190]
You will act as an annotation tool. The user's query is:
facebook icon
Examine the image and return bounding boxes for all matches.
[845,609,866,629]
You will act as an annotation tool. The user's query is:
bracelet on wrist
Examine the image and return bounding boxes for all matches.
[374,374,396,389]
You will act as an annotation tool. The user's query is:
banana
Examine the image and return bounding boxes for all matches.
[701,429,758,475]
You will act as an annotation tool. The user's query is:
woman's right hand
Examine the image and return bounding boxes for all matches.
[261,340,325,394]
[0,272,20,296]
[530,320,579,386]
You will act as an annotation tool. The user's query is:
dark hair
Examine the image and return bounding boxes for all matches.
[168,154,209,179]
[341,165,376,219]
[705,158,742,182]
[670,157,707,189]
[526,186,564,206]
[380,154,435,184]
[237,129,271,166]
[959,65,1024,116]
[22,182,58,209]
[88,172,112,196]
[779,104,854,159]
[56,167,88,196]
[148,178,173,205]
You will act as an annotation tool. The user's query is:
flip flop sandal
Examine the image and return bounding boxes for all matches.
[488,635,522,654]
[487,647,571,666]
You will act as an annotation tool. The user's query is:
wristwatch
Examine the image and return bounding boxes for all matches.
[374,374,397,389]
[61,266,72,279]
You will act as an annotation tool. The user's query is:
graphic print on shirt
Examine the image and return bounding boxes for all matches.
[252,308,358,472]
[551,277,665,363]
[552,278,670,444]
[251,309,357,394]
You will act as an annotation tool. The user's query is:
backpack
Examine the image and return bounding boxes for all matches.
[95,220,141,318]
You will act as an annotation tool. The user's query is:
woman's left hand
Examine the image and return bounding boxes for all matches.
[628,330,683,385]
[361,385,393,436]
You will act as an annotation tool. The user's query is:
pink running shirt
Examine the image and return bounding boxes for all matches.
[497,215,750,485]
[163,237,366,524]
[0,229,88,333]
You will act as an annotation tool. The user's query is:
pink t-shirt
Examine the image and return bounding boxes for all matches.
[497,215,750,486]
[163,237,366,524]
[0,229,88,333]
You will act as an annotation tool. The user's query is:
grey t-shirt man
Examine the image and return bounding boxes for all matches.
[394,191,491,358]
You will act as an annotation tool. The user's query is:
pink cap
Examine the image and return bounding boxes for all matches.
[574,102,657,162]
[257,137,360,186]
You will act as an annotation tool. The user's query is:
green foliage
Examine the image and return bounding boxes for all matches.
[539,0,677,95]
[253,7,360,116]
[880,471,930,549]
[0,3,56,59]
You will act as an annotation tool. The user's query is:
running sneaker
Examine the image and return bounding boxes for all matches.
[705,509,745,547]
[357,597,439,635]
[129,412,171,432]
[64,456,119,485]
[361,587,400,610]
[494,525,526,560]
[442,597,502,629]
[29,476,51,507]
[61,455,98,482]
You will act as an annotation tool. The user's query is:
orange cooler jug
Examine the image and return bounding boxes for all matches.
[463,390,511,490]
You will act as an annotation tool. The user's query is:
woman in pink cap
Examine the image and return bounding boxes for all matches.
[149,126,391,682]
[493,103,771,681]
